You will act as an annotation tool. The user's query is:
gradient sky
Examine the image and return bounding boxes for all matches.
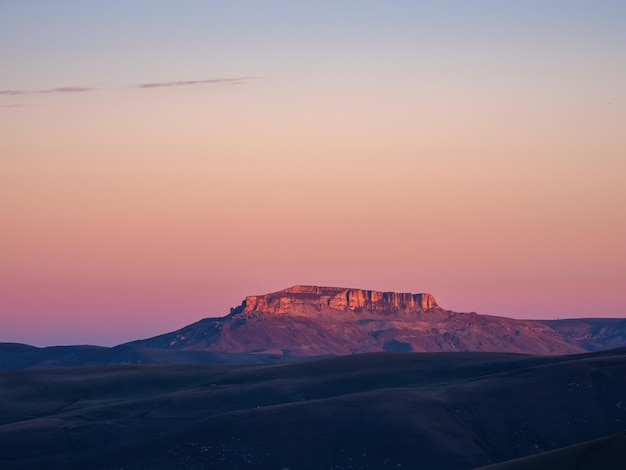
[1,1,625,346]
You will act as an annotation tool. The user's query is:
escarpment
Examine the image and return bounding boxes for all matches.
[239,285,439,316]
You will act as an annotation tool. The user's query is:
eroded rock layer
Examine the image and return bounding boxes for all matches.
[241,285,438,316]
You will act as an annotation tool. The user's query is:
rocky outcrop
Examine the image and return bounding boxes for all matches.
[240,285,438,316]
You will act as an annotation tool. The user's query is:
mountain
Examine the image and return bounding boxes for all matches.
[1,348,625,469]
[3,285,625,370]
[132,285,603,356]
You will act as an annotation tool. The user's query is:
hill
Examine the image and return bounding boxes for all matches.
[131,285,621,356]
[0,342,292,370]
[1,348,625,469]
[474,431,626,470]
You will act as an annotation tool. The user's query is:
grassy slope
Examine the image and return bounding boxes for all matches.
[474,432,626,470]
[1,349,625,469]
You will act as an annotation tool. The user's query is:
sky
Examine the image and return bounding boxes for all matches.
[1,1,625,347]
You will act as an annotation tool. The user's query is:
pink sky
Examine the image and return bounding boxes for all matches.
[1,2,625,346]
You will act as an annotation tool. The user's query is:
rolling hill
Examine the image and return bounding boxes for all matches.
[1,348,625,469]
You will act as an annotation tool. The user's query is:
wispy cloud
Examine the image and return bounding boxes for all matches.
[0,77,256,96]
[0,104,27,108]
[41,87,95,94]
[0,87,95,96]
[135,77,256,89]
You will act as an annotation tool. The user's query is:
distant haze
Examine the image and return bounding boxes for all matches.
[1,1,625,346]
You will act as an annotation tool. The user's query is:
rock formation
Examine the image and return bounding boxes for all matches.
[134,285,599,357]
[239,285,438,316]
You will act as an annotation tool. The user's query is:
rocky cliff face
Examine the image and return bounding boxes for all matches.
[240,285,439,316]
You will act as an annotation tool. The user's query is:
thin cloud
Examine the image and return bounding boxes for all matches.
[0,86,95,95]
[0,77,256,97]
[41,87,95,94]
[0,104,27,108]
[135,77,256,89]
[0,90,27,96]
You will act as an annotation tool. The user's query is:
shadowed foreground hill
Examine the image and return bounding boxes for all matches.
[1,349,626,469]
[474,432,626,470]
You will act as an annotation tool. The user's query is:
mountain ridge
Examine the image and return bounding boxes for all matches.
[3,285,626,369]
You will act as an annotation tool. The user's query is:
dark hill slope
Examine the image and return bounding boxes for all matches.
[0,343,291,370]
[474,432,626,470]
[1,349,626,469]
[538,318,626,351]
